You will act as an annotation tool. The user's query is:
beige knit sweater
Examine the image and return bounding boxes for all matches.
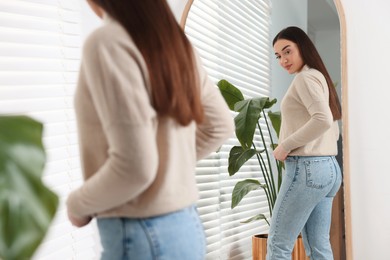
[66,16,234,219]
[279,65,339,156]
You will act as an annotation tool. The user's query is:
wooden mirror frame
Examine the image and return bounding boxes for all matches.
[180,0,352,259]
[333,0,352,259]
[179,0,194,29]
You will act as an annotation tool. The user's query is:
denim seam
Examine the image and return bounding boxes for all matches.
[139,219,160,260]
[270,161,299,257]
[326,157,341,198]
[304,224,314,259]
[121,218,128,258]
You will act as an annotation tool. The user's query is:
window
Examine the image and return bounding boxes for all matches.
[185,0,272,259]
[0,0,99,258]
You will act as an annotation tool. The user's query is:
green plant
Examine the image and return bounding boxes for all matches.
[0,115,58,260]
[217,79,282,225]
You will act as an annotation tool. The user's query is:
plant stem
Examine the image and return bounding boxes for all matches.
[257,121,277,209]
[252,142,273,217]
[262,110,283,192]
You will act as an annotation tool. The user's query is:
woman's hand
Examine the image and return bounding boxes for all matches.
[67,209,92,228]
[273,144,289,162]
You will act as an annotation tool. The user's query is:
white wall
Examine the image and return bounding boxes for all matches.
[340,0,390,259]
[270,0,307,110]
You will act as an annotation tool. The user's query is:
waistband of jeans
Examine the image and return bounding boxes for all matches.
[286,155,335,162]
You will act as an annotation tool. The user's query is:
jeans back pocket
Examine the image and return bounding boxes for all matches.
[304,158,334,189]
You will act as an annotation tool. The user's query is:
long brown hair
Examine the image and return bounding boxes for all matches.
[90,0,204,126]
[273,26,342,120]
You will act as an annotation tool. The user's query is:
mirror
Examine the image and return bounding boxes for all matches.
[179,0,350,259]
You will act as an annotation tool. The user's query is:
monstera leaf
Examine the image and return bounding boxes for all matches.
[0,116,58,260]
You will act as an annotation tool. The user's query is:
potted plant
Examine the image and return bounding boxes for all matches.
[0,115,59,260]
[217,80,308,260]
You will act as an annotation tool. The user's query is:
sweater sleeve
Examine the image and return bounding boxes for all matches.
[66,31,158,218]
[194,52,235,160]
[281,72,333,152]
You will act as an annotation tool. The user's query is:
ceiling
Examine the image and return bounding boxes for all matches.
[308,0,340,31]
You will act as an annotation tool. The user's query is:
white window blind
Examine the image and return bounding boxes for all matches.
[185,1,272,259]
[0,0,99,259]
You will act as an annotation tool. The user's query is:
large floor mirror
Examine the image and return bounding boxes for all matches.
[179,0,351,259]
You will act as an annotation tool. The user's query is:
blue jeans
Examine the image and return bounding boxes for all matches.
[266,156,342,260]
[96,205,206,260]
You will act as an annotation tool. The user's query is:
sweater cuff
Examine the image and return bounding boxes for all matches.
[66,189,86,218]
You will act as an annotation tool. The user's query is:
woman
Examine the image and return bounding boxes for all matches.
[66,1,234,259]
[266,26,342,260]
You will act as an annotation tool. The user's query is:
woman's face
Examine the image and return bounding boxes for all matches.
[87,0,104,18]
[273,39,304,74]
